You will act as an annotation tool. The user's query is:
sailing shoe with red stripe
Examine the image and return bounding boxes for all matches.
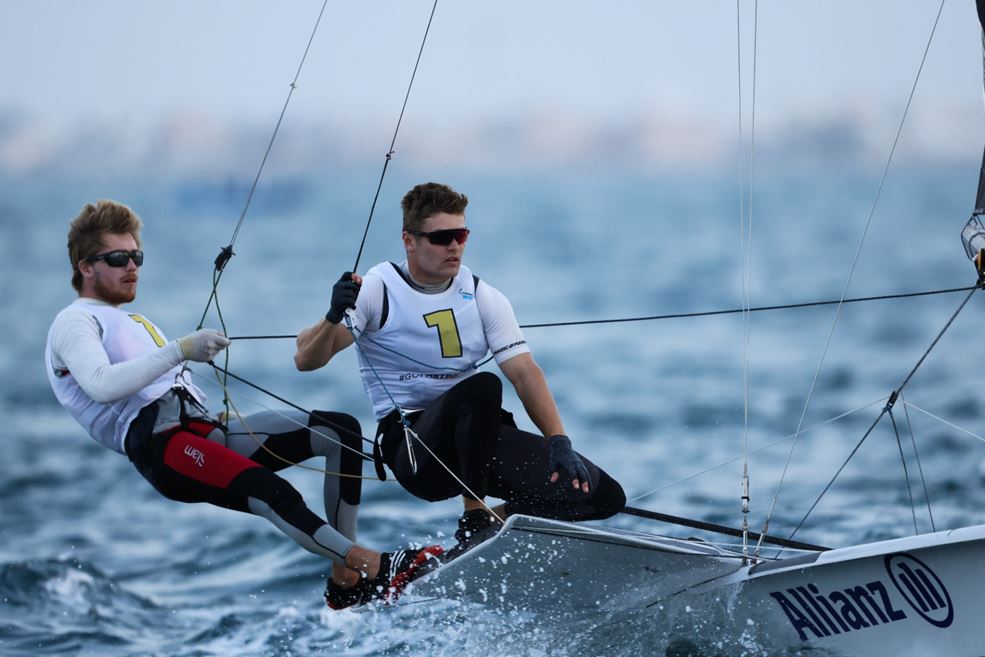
[371,545,444,604]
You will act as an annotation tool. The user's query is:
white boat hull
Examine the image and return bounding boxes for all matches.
[411,515,746,613]
[701,524,985,656]
[410,516,985,656]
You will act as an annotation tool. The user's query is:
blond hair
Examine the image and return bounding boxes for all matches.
[67,200,143,291]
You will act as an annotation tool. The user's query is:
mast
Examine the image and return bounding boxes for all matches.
[962,0,985,271]
[977,0,985,213]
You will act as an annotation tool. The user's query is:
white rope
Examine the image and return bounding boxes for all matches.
[902,399,985,445]
[755,0,948,555]
[735,0,760,559]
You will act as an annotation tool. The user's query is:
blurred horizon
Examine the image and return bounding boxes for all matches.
[3,1,983,179]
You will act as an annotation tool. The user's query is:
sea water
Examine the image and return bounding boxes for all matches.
[2,163,983,656]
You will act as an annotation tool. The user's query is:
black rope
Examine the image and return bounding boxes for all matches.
[894,286,978,394]
[207,362,375,454]
[889,409,919,534]
[351,0,440,274]
[621,505,828,552]
[901,395,935,532]
[788,408,884,541]
[213,267,231,418]
[197,0,332,329]
[225,284,977,341]
[522,285,976,329]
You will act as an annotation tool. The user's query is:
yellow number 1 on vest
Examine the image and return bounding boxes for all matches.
[423,309,463,358]
[129,314,166,347]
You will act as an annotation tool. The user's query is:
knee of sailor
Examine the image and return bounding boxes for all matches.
[264,475,304,513]
[309,410,362,444]
[234,467,305,516]
[595,474,627,517]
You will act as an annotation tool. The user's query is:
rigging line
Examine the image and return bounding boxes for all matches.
[213,268,231,417]
[744,0,758,407]
[627,396,886,504]
[348,322,493,374]
[193,368,374,463]
[223,285,978,340]
[736,0,760,558]
[901,394,935,532]
[351,0,440,274]
[735,0,749,555]
[895,285,977,394]
[204,362,376,450]
[902,399,985,445]
[736,0,746,280]
[787,409,887,542]
[889,409,920,534]
[197,0,332,329]
[756,0,948,555]
[788,285,975,541]
[519,286,974,327]
[181,268,233,416]
[197,369,379,479]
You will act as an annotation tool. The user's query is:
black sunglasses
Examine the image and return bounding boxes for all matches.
[85,249,144,267]
[406,227,470,246]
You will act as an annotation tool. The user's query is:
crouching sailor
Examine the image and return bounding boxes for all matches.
[45,200,441,609]
[294,182,626,551]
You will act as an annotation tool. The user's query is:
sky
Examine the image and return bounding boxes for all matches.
[1,1,983,172]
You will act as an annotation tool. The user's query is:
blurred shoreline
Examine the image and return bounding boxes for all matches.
[1,103,979,180]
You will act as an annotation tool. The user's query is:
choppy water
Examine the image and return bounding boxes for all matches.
[3,163,984,656]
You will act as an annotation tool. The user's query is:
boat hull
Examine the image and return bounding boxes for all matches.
[411,516,985,655]
[691,524,985,656]
[410,515,745,613]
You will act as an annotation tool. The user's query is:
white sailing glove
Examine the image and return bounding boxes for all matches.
[178,329,230,362]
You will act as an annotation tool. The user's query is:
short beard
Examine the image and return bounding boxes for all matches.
[92,272,136,305]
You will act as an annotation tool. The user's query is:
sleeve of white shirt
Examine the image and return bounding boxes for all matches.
[351,272,385,336]
[49,306,185,403]
[476,280,530,365]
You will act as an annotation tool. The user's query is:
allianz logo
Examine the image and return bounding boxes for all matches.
[768,553,953,641]
[183,444,206,468]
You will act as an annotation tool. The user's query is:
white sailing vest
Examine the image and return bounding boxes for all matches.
[45,303,203,453]
[355,263,489,419]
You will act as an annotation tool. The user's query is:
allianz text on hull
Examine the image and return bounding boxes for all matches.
[695,524,985,656]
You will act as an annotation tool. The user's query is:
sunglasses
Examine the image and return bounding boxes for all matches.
[406,227,470,246]
[85,249,144,267]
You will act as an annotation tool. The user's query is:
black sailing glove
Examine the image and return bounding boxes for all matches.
[547,434,590,491]
[325,272,360,324]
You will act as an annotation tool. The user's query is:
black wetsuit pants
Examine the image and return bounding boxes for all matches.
[378,372,626,521]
